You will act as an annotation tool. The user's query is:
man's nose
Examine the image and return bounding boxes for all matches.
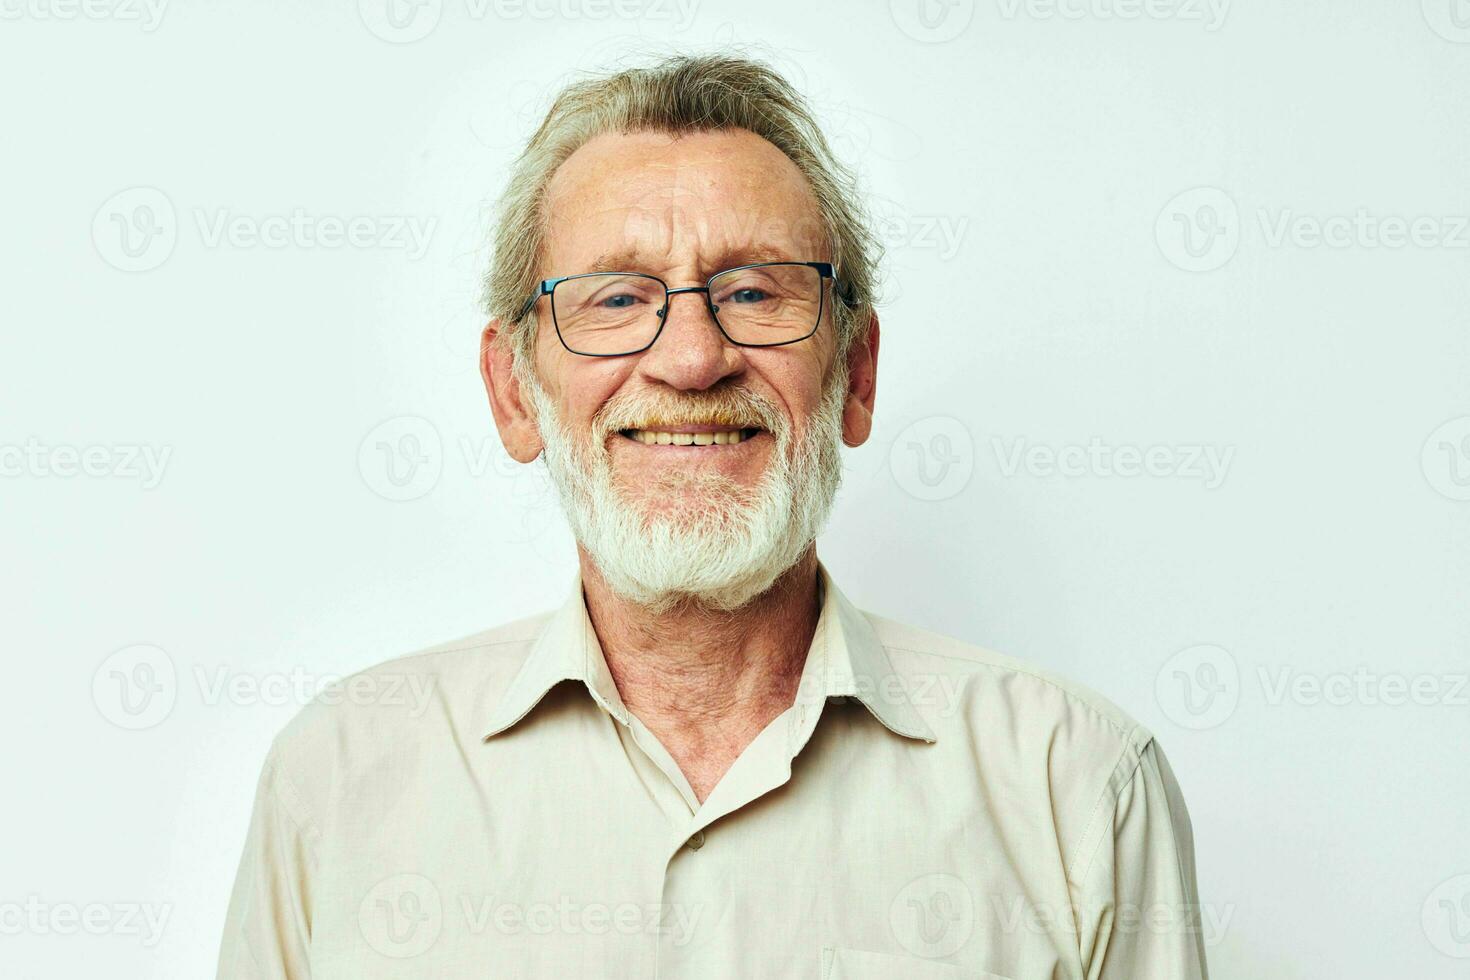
[636,288,744,391]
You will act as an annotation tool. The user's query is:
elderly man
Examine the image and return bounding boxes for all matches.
[219,55,1208,980]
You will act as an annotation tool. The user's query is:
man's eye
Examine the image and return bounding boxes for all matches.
[599,294,641,309]
[727,288,769,304]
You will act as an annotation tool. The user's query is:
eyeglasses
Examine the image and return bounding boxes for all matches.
[516,261,852,357]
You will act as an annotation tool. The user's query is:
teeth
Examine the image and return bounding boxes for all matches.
[628,428,751,445]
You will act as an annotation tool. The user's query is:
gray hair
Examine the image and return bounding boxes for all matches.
[481,53,881,365]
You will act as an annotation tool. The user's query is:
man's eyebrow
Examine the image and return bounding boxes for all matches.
[586,248,642,273]
[706,242,804,270]
[582,241,807,277]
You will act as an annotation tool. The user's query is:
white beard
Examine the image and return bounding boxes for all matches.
[519,360,849,614]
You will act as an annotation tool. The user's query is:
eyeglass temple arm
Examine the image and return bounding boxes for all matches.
[517,281,552,322]
[812,263,857,308]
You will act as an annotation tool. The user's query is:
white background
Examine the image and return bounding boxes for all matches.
[3,0,1469,977]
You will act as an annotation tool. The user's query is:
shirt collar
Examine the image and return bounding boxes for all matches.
[482,560,936,744]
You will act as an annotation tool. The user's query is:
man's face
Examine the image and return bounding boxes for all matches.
[534,127,838,514]
[492,127,876,611]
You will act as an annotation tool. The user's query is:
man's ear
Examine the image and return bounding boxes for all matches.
[841,312,880,448]
[480,318,545,463]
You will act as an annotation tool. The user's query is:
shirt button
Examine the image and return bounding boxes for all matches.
[687,830,706,851]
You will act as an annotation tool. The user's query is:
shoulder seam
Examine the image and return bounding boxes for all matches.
[1066,730,1158,888]
[262,755,322,850]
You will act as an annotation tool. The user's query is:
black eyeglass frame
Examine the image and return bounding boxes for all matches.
[515,261,854,358]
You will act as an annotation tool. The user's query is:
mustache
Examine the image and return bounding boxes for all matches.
[593,385,787,437]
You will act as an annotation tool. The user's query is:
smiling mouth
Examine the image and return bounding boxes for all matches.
[618,427,763,446]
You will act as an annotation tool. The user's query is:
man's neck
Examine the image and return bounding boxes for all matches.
[577,547,823,804]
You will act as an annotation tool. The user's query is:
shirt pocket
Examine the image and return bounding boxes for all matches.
[821,946,1014,980]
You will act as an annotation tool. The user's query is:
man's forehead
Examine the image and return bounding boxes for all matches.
[542,128,825,273]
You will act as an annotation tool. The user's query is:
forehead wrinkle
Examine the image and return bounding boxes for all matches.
[542,128,827,279]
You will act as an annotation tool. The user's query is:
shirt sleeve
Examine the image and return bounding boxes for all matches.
[216,749,316,980]
[1076,737,1210,980]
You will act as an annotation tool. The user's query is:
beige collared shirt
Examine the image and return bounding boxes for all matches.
[218,561,1208,979]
